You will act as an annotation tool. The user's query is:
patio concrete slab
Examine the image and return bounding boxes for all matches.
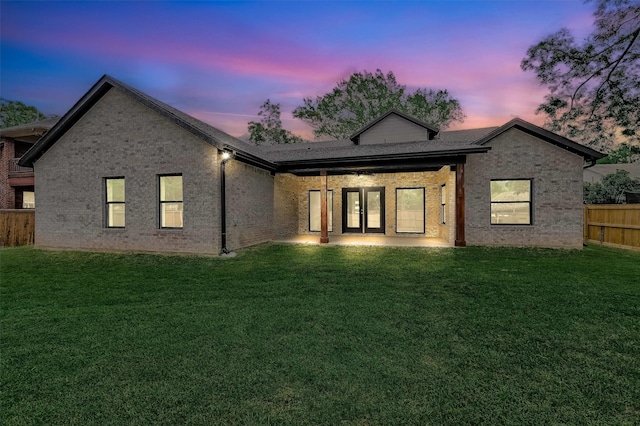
[274,235,451,247]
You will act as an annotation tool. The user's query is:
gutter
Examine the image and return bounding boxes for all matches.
[583,158,599,169]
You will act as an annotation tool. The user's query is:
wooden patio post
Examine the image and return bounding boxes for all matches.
[320,170,329,243]
[455,163,466,247]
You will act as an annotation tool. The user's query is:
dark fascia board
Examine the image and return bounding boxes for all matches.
[223,145,278,173]
[276,146,488,175]
[475,118,606,161]
[288,164,456,176]
[349,109,439,143]
[284,156,467,176]
[19,76,114,167]
[19,75,278,172]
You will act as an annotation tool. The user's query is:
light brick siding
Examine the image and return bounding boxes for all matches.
[273,173,300,238]
[273,167,455,243]
[359,115,431,144]
[34,88,222,254]
[225,160,274,250]
[465,128,584,248]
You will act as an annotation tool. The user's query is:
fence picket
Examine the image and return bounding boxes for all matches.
[584,204,640,250]
[0,210,35,247]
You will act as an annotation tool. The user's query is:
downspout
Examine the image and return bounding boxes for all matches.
[220,150,232,254]
[583,158,598,169]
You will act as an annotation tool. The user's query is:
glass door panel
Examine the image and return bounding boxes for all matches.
[342,187,385,234]
[364,188,385,233]
[343,189,362,232]
[366,190,381,228]
[347,191,360,228]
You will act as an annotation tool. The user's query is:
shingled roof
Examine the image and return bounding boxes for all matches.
[1,117,59,141]
[19,75,605,174]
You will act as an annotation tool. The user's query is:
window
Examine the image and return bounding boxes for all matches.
[160,175,183,228]
[490,179,532,225]
[22,191,35,209]
[309,190,333,232]
[440,184,446,224]
[396,188,425,233]
[105,178,125,227]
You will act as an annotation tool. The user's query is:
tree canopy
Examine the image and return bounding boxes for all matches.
[247,99,303,145]
[292,70,465,140]
[0,99,47,128]
[521,0,639,152]
[584,169,640,203]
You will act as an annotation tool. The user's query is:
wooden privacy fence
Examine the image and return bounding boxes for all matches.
[0,209,35,247]
[584,204,640,250]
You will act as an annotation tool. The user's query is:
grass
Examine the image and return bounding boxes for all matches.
[1,243,639,425]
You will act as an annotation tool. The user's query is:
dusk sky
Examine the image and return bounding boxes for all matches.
[1,1,596,139]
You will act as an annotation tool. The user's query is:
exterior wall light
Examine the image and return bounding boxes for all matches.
[221,151,232,162]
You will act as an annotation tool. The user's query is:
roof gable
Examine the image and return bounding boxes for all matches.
[19,75,275,171]
[475,118,605,162]
[349,109,438,144]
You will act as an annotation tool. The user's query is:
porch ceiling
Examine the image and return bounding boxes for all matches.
[278,153,471,176]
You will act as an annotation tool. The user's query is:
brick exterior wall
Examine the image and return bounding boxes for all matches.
[224,160,274,251]
[34,88,223,254]
[0,138,16,209]
[31,85,587,252]
[465,128,584,248]
[273,173,300,238]
[273,168,455,242]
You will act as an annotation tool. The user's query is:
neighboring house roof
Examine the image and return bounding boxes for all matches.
[474,118,605,163]
[349,109,439,143]
[583,163,640,183]
[19,75,606,175]
[19,75,276,171]
[0,117,59,142]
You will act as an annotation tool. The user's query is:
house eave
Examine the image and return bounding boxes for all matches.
[277,147,488,175]
[475,118,606,162]
[18,75,278,172]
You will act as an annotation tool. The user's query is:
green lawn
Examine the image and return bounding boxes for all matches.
[1,244,639,425]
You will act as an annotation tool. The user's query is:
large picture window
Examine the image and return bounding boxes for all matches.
[396,188,425,233]
[105,177,125,228]
[309,190,333,232]
[490,179,532,225]
[160,175,183,228]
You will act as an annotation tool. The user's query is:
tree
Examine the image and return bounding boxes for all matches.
[597,143,640,163]
[292,70,465,140]
[584,169,640,203]
[0,99,47,128]
[521,0,640,152]
[247,99,303,145]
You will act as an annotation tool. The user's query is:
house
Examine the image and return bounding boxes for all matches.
[1,117,58,209]
[19,75,604,254]
[583,163,640,183]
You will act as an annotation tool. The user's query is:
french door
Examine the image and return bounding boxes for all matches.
[342,187,385,233]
